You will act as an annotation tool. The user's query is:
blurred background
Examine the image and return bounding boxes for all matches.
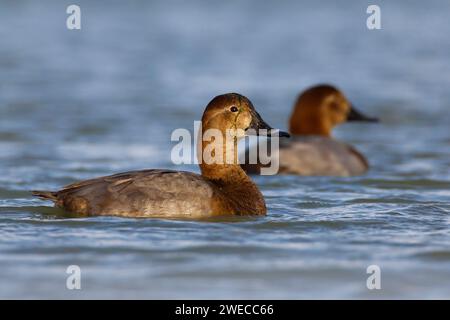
[0,0,449,299]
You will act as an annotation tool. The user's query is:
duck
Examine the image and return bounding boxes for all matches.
[241,84,378,176]
[32,93,289,219]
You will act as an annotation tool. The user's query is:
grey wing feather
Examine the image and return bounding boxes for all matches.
[241,136,368,176]
[54,170,217,218]
[279,137,368,176]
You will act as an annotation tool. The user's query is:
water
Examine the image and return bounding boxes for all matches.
[1,0,449,299]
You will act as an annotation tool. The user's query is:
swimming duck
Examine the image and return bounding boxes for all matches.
[32,93,289,219]
[241,84,378,176]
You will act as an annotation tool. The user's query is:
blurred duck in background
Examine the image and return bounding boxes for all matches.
[241,84,379,176]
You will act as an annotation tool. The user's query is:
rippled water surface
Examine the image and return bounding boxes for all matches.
[1,0,449,299]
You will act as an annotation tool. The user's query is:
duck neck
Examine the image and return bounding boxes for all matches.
[289,118,332,137]
[200,162,266,215]
[197,131,265,214]
[197,130,262,197]
[200,163,249,183]
[198,132,249,182]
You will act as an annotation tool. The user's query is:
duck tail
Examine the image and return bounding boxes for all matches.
[31,190,58,201]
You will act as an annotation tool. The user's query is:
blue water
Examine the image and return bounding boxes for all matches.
[0,0,449,299]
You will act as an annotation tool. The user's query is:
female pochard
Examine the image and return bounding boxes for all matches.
[33,93,289,219]
[241,85,378,176]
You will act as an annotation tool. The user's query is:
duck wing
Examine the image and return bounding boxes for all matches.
[240,136,368,176]
[278,136,368,176]
[34,170,220,218]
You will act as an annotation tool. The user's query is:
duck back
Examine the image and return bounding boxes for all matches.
[242,136,368,176]
[278,136,368,176]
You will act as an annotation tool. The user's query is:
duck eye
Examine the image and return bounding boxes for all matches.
[230,106,239,113]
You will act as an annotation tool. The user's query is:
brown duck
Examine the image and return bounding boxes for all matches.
[32,93,289,219]
[241,84,379,176]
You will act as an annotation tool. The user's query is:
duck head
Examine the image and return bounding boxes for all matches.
[289,84,378,137]
[199,93,289,174]
[201,93,290,139]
